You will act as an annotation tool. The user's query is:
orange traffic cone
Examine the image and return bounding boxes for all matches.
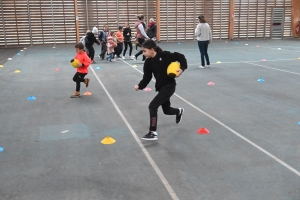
[83,91,92,96]
[197,128,209,134]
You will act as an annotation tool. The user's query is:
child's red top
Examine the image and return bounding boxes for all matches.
[74,52,91,73]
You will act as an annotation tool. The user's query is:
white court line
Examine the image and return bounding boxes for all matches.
[90,66,179,200]
[188,58,298,66]
[243,62,300,75]
[259,46,300,53]
[120,59,300,177]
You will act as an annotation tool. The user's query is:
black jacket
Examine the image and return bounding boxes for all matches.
[147,24,157,38]
[123,28,132,42]
[138,51,187,91]
[85,32,99,46]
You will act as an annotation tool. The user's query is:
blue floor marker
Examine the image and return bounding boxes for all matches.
[96,66,101,70]
[235,42,239,44]
[178,42,181,44]
[298,121,300,126]
[17,53,21,56]
[27,96,36,100]
[257,78,265,82]
[0,147,3,152]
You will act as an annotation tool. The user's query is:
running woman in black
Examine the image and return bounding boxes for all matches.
[134,40,188,140]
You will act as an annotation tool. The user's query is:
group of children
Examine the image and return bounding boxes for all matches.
[72,16,187,141]
[80,23,136,63]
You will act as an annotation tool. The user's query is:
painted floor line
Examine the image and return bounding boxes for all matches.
[243,62,300,75]
[187,58,298,66]
[120,59,300,177]
[90,66,180,200]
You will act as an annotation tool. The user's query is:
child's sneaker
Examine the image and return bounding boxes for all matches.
[91,60,96,64]
[132,56,137,61]
[84,78,90,87]
[141,131,158,140]
[70,91,80,98]
[176,108,184,124]
[199,65,205,69]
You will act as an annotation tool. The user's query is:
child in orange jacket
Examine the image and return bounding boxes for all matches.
[115,26,124,58]
[70,42,91,98]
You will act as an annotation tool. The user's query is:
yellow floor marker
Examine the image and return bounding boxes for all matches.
[216,61,221,64]
[0,65,3,68]
[298,58,300,60]
[101,136,116,145]
[132,65,137,68]
[14,70,21,73]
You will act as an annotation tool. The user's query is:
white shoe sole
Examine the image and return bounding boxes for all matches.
[141,137,158,141]
[177,108,184,124]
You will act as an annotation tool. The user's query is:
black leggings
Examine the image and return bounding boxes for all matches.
[135,38,145,61]
[123,41,132,56]
[86,45,95,60]
[115,42,123,57]
[73,72,87,92]
[100,42,107,59]
[148,85,179,131]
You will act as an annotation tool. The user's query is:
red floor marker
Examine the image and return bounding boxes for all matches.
[55,68,60,71]
[261,59,266,62]
[197,128,209,134]
[84,91,92,96]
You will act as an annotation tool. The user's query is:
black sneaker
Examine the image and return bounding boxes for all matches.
[141,132,158,141]
[176,108,184,124]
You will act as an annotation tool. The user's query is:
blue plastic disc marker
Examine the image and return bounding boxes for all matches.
[27,96,36,100]
[0,147,3,152]
[257,78,265,82]
[235,42,239,44]
[298,121,300,126]
[96,66,101,70]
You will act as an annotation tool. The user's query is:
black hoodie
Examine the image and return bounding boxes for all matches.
[138,51,188,91]
[123,27,132,42]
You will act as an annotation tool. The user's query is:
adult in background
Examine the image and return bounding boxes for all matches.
[133,15,150,61]
[147,18,157,41]
[195,15,212,69]
[85,30,100,64]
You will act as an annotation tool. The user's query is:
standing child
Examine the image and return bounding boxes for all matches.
[70,42,91,98]
[98,24,109,60]
[115,26,124,58]
[106,36,117,62]
[122,23,133,59]
[134,40,188,140]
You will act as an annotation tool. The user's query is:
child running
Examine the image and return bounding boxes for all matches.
[134,40,188,140]
[70,42,91,98]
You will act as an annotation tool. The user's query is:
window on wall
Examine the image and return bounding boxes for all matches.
[160,0,230,41]
[77,0,156,38]
[234,0,291,39]
[0,0,76,46]
[29,0,76,45]
[0,0,294,47]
